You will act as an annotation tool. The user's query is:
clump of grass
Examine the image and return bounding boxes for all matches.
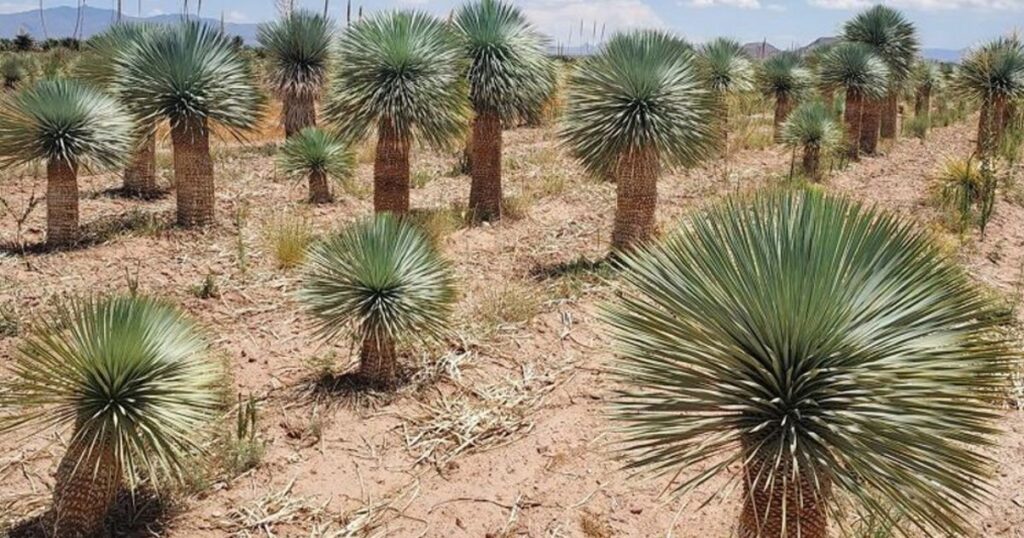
[529,170,567,198]
[411,168,434,189]
[903,115,930,141]
[224,393,265,476]
[0,301,20,337]
[263,213,314,269]
[190,273,220,300]
[579,510,613,538]
[932,157,984,232]
[501,195,530,221]
[234,202,251,274]
[474,281,541,335]
[408,206,464,246]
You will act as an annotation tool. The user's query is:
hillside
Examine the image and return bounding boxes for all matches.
[0,5,258,42]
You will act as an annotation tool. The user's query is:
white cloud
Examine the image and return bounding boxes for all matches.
[687,0,762,8]
[808,0,1024,9]
[521,0,665,43]
[223,9,251,23]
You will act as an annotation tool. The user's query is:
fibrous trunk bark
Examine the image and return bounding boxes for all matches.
[46,158,79,247]
[51,437,121,538]
[283,92,317,139]
[123,131,157,197]
[716,94,730,156]
[359,333,397,387]
[469,109,502,222]
[773,94,792,143]
[858,97,881,155]
[373,119,411,214]
[738,453,830,538]
[171,119,216,227]
[977,96,1008,157]
[843,90,863,160]
[308,169,332,204]
[611,147,660,253]
[914,87,931,119]
[802,145,821,182]
[879,90,898,139]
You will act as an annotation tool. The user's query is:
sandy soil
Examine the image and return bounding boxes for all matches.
[0,118,1022,537]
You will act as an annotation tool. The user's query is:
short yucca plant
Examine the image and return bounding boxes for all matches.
[0,79,133,246]
[782,100,842,182]
[933,157,985,230]
[278,127,356,204]
[0,295,221,536]
[954,37,1024,156]
[454,0,554,222]
[606,189,1016,538]
[1,54,28,90]
[325,11,469,214]
[257,9,332,138]
[299,214,457,387]
[698,37,754,152]
[561,30,715,252]
[757,51,811,141]
[818,42,889,159]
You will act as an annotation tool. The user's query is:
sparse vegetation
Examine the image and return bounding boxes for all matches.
[263,212,314,269]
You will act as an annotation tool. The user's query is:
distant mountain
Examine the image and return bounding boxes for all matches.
[742,41,780,60]
[741,36,961,63]
[0,5,258,42]
[921,48,963,62]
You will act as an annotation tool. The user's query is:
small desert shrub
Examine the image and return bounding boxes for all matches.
[409,206,463,246]
[475,281,541,334]
[932,157,984,231]
[529,170,567,198]
[501,195,530,221]
[190,273,220,299]
[903,114,930,140]
[264,213,314,269]
[224,393,265,476]
[411,168,434,189]
[0,301,19,337]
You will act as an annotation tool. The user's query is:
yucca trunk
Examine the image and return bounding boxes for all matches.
[977,95,1008,156]
[283,92,317,139]
[359,333,397,387]
[468,109,502,222]
[821,87,835,109]
[739,454,830,538]
[914,87,931,119]
[858,97,881,155]
[46,158,79,247]
[773,94,793,143]
[879,90,898,139]
[123,131,157,197]
[716,94,730,155]
[802,145,822,182]
[373,119,411,214]
[51,438,122,537]
[843,89,864,160]
[308,169,332,204]
[611,146,660,252]
[171,119,216,227]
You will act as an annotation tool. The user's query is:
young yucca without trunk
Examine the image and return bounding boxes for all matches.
[277,127,356,204]
[782,100,843,182]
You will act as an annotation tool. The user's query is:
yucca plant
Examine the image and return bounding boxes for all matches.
[954,37,1024,156]
[698,37,754,152]
[842,5,920,142]
[0,79,133,246]
[818,42,889,159]
[912,61,941,121]
[278,127,356,203]
[561,30,714,252]
[454,0,554,222]
[0,295,221,537]
[934,156,985,231]
[782,101,842,182]
[257,9,332,139]
[757,51,811,142]
[1,54,27,90]
[606,189,1015,538]
[80,23,163,197]
[324,11,469,214]
[112,21,264,226]
[299,214,456,387]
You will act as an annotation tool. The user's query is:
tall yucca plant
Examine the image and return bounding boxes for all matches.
[113,21,265,227]
[842,5,920,142]
[606,189,1015,538]
[0,79,133,246]
[912,61,941,121]
[561,30,715,252]
[324,11,469,214]
[698,37,754,152]
[782,100,842,182]
[954,37,1024,156]
[299,214,457,387]
[0,295,221,536]
[818,42,889,160]
[454,0,554,222]
[756,51,811,142]
[257,9,332,139]
[80,23,163,197]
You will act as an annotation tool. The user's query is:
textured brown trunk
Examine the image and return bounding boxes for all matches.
[373,120,411,214]
[283,92,317,139]
[123,131,157,197]
[843,90,863,160]
[308,169,332,204]
[46,158,79,247]
[977,96,1008,156]
[611,147,659,253]
[469,110,502,222]
[773,94,792,143]
[716,94,730,155]
[170,119,215,227]
[914,87,931,118]
[859,97,881,155]
[821,87,835,108]
[879,91,898,139]
[51,437,121,538]
[359,333,397,387]
[802,145,821,182]
[739,453,830,538]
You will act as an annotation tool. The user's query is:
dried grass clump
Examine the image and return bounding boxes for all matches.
[264,212,315,269]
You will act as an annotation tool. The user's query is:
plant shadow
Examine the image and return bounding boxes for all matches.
[6,486,176,538]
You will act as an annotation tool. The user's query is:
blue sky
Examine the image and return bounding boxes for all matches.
[8,0,1024,48]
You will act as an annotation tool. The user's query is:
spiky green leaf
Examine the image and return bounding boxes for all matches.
[278,126,356,180]
[257,9,333,99]
[818,42,890,99]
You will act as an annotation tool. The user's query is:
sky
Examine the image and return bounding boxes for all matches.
[4,0,1023,49]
